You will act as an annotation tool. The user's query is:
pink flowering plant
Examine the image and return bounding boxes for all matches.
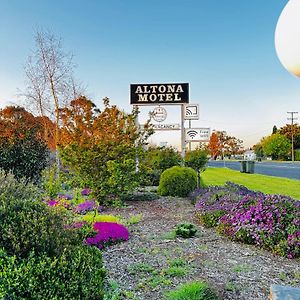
[195,182,300,258]
[85,222,129,249]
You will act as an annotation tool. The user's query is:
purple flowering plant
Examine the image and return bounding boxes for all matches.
[74,200,97,214]
[85,222,129,249]
[195,182,300,258]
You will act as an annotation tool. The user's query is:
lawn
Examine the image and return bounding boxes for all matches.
[201,167,300,200]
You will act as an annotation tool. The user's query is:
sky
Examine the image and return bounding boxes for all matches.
[0,0,299,149]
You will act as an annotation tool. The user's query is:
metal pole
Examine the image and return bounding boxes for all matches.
[287,111,298,162]
[133,105,139,172]
[181,104,185,160]
[188,119,191,151]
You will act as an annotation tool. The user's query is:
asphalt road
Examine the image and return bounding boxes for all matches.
[207,160,300,181]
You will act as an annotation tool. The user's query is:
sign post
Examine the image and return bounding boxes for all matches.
[130,82,189,160]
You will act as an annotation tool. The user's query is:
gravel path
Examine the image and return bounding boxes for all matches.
[102,196,300,300]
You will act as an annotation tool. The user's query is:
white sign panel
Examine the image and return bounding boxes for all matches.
[153,123,180,130]
[185,128,210,142]
[184,104,199,120]
[152,106,167,122]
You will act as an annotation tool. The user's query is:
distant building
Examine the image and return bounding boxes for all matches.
[244,150,256,161]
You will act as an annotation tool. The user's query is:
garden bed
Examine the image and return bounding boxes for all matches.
[103,196,300,300]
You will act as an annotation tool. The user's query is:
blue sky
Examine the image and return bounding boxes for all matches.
[0,0,298,148]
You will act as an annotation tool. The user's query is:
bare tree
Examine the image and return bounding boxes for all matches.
[22,30,84,174]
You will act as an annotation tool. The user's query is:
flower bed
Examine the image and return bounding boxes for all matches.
[195,182,300,258]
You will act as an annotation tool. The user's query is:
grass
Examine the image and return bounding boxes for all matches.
[201,167,300,199]
[165,281,219,300]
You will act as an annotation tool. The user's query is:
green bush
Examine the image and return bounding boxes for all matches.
[158,166,197,197]
[0,171,42,202]
[0,131,49,183]
[0,174,82,258]
[140,146,182,186]
[0,246,105,300]
[165,281,219,300]
[175,223,197,238]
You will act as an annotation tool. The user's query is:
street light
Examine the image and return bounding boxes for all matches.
[275,0,300,162]
[275,0,300,77]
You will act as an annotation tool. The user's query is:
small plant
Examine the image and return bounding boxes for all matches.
[127,262,155,275]
[163,266,188,278]
[82,213,121,224]
[123,214,143,226]
[165,281,219,300]
[232,264,252,273]
[160,230,177,240]
[175,223,197,238]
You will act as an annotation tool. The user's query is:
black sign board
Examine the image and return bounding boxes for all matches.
[130,83,189,105]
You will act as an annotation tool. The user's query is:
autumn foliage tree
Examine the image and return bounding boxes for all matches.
[208,131,243,159]
[208,132,220,160]
[58,96,152,203]
[0,106,50,182]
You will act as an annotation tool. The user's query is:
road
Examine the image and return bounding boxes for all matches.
[207,160,300,181]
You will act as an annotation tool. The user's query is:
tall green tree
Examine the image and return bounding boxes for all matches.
[261,133,291,160]
[58,96,152,203]
[279,124,300,149]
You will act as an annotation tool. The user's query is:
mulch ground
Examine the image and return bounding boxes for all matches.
[102,196,300,300]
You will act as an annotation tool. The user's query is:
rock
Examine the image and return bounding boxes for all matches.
[270,285,300,300]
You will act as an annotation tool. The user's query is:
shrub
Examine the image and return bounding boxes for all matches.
[194,182,260,227]
[0,131,49,184]
[82,213,121,224]
[59,97,152,205]
[158,166,197,197]
[176,223,197,238]
[140,146,182,186]
[85,222,129,249]
[0,192,82,258]
[165,281,219,300]
[217,194,300,258]
[0,171,42,202]
[194,182,300,258]
[0,246,105,300]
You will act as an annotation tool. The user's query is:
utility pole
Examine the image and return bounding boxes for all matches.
[287,111,298,162]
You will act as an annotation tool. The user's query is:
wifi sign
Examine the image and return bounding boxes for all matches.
[184,104,199,120]
[185,128,210,142]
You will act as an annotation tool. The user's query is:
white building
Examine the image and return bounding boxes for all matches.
[244,150,256,161]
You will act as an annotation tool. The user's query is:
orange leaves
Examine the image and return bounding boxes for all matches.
[58,96,138,149]
[0,106,55,149]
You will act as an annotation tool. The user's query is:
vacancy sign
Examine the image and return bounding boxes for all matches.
[185,128,210,142]
[184,104,199,120]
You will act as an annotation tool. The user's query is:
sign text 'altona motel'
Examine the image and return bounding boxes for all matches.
[130,83,189,105]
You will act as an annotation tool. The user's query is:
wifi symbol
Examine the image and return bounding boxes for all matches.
[186,108,193,115]
[186,130,198,139]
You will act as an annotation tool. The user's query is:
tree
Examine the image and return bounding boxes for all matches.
[225,136,244,158]
[208,131,243,159]
[253,142,264,158]
[279,124,300,149]
[208,132,220,160]
[184,148,208,188]
[261,133,291,160]
[22,30,84,173]
[58,96,152,203]
[0,106,49,182]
